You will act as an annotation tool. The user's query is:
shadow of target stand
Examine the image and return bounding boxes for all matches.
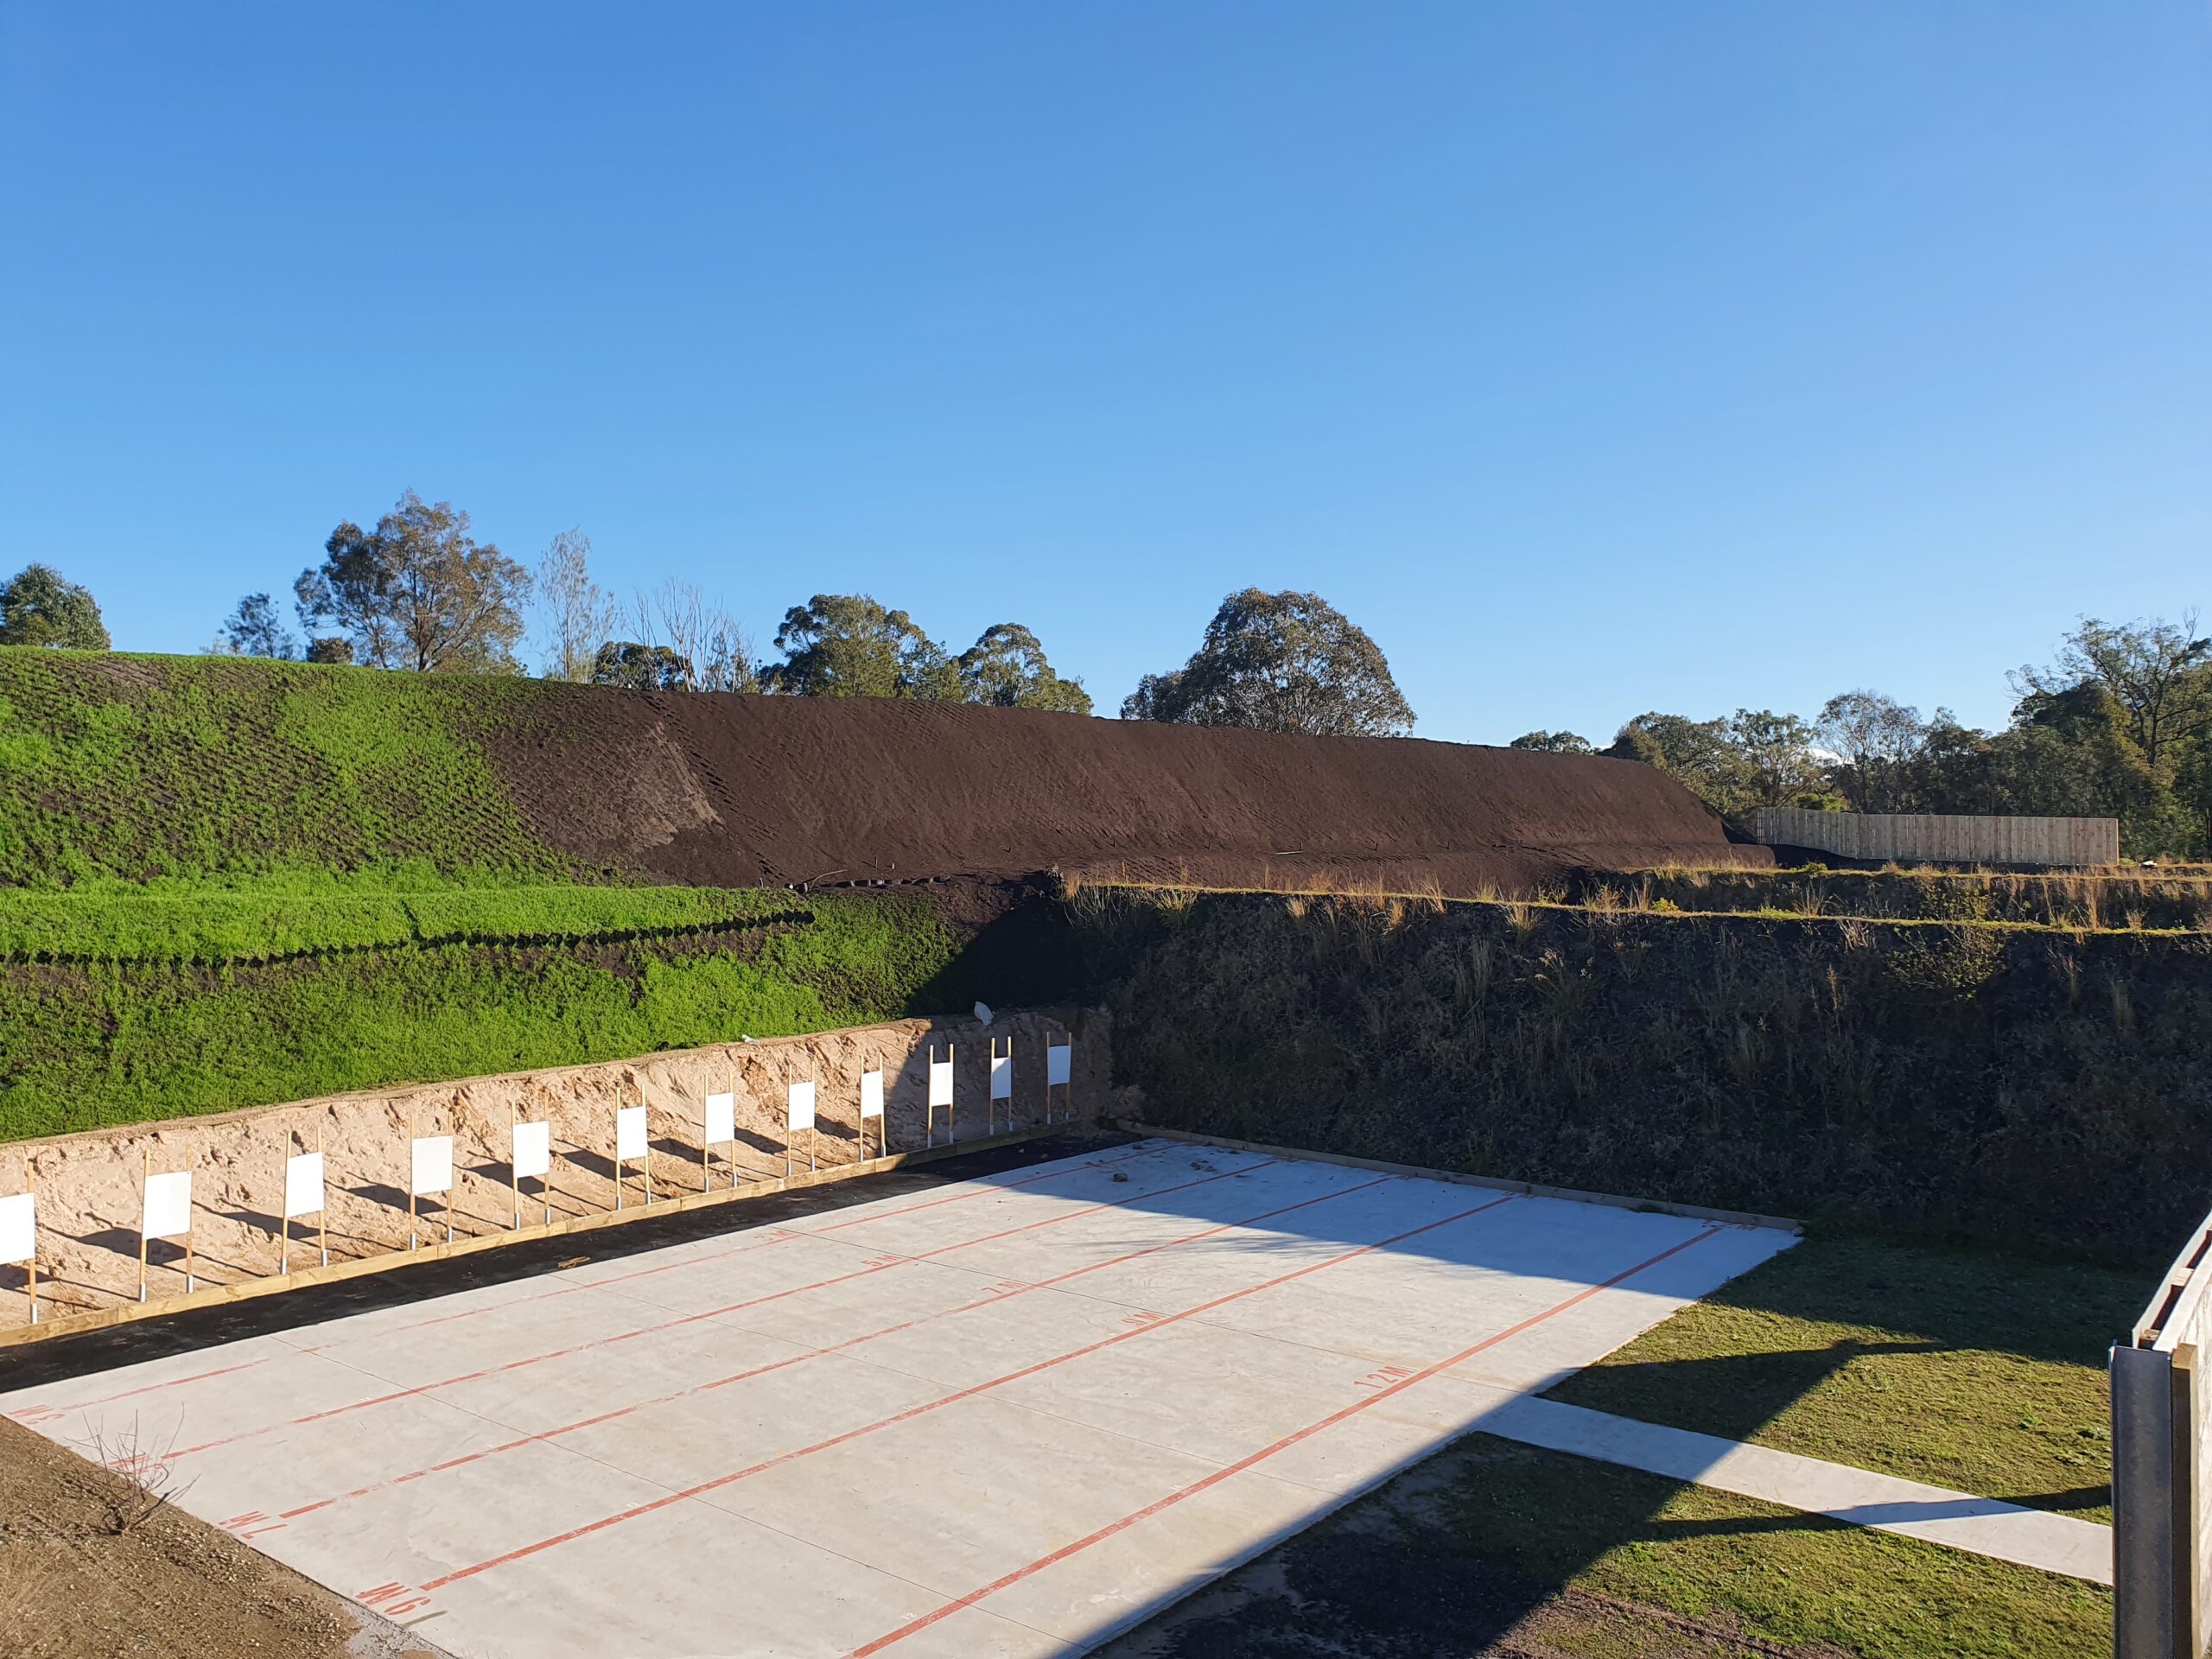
[2116,1207,2212,1657]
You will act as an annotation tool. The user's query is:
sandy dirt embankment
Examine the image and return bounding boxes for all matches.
[3,1007,1107,1332]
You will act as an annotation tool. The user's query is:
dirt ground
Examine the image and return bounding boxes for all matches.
[3,1007,1106,1333]
[479,686,1770,896]
[0,1414,446,1659]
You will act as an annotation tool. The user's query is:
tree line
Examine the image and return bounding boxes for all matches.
[4,488,2202,854]
[1509,613,2212,856]
[0,492,1413,735]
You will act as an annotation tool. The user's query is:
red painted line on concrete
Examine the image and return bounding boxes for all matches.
[419,1185,1516,1592]
[270,1160,1352,1526]
[166,1147,1242,1462]
[3,1358,269,1423]
[302,1141,1168,1352]
[845,1224,1726,1656]
[8,1145,1168,1419]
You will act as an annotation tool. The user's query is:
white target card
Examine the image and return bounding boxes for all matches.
[283,1152,325,1218]
[859,1069,884,1120]
[928,1057,953,1108]
[704,1091,736,1146]
[989,1051,1013,1101]
[1047,1042,1072,1087]
[410,1135,454,1196]
[142,1169,192,1240]
[0,1192,32,1265]
[617,1105,647,1162]
[513,1119,551,1179]
[787,1080,816,1133]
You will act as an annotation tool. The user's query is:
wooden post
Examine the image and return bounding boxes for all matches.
[810,1123,817,1175]
[511,1103,520,1230]
[616,1101,625,1211]
[642,1081,653,1206]
[410,1107,419,1249]
[280,1134,290,1276]
[23,1154,35,1326]
[184,1225,194,1296]
[317,1123,328,1268]
[138,1146,149,1304]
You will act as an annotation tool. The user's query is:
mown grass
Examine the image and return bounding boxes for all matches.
[1625,864,2212,932]
[0,889,984,1140]
[1548,1234,2130,1523]
[1438,1436,2109,1659]
[0,649,577,885]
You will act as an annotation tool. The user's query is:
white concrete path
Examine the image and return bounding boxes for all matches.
[1473,1394,2113,1586]
[2,1140,1795,1658]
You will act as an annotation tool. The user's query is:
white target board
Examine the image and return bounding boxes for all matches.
[989,1051,1013,1101]
[929,1056,953,1109]
[617,1106,647,1162]
[787,1080,817,1134]
[859,1069,884,1120]
[0,1192,32,1265]
[512,1119,551,1179]
[283,1152,325,1219]
[410,1135,454,1196]
[1047,1041,1072,1087]
[704,1091,736,1146]
[142,1170,193,1240]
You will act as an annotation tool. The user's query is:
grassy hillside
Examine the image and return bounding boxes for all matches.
[1075,886,2212,1262]
[0,887,1037,1140]
[0,647,575,886]
[0,648,1074,1138]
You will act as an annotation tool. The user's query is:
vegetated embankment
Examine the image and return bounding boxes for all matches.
[0,648,1764,894]
[1074,888,2212,1262]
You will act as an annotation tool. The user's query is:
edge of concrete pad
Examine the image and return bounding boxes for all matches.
[0,1124,1066,1351]
[1113,1122,1801,1234]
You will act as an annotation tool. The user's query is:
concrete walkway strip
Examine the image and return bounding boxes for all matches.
[1476,1394,2113,1587]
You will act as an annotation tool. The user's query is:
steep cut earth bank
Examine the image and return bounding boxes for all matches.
[0,650,1764,892]
[1075,888,2212,1262]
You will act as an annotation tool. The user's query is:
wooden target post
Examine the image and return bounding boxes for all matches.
[281,1127,327,1274]
[1,1160,35,1326]
[927,1044,954,1148]
[988,1038,1013,1134]
[786,1080,817,1178]
[139,1151,194,1302]
[859,1068,885,1162]
[513,1114,553,1227]
[616,1102,647,1210]
[1046,1036,1073,1124]
[703,1085,735,1192]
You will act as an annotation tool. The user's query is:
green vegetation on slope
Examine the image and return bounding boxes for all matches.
[0,648,573,886]
[1548,1234,2129,1523]
[0,888,1011,1140]
[0,882,807,962]
[1077,887,2212,1260]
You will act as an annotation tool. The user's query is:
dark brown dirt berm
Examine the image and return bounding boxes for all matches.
[483,689,1769,895]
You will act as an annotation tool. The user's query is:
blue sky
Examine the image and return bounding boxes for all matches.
[3,3,2205,744]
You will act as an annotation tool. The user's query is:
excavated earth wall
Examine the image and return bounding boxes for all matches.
[4,1008,1106,1335]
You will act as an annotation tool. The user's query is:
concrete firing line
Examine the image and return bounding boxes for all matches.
[160,1147,1274,1464]
[5,1141,1175,1427]
[255,1160,1377,1529]
[843,1224,1727,1657]
[414,1185,1517,1593]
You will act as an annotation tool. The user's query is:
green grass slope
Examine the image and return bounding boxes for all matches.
[0,650,1069,1139]
[0,647,574,886]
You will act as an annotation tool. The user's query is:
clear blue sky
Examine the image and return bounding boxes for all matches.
[3,3,2206,743]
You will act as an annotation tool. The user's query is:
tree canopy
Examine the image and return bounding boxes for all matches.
[296,491,531,672]
[957,623,1091,715]
[1508,730,1592,754]
[213,593,297,659]
[1121,588,1414,737]
[0,564,110,650]
[759,594,961,700]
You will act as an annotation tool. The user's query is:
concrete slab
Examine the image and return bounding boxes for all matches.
[2,1138,1796,1658]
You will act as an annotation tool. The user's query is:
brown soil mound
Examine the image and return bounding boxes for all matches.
[486,690,1769,895]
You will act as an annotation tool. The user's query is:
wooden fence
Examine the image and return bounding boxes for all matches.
[1755,807,2120,868]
